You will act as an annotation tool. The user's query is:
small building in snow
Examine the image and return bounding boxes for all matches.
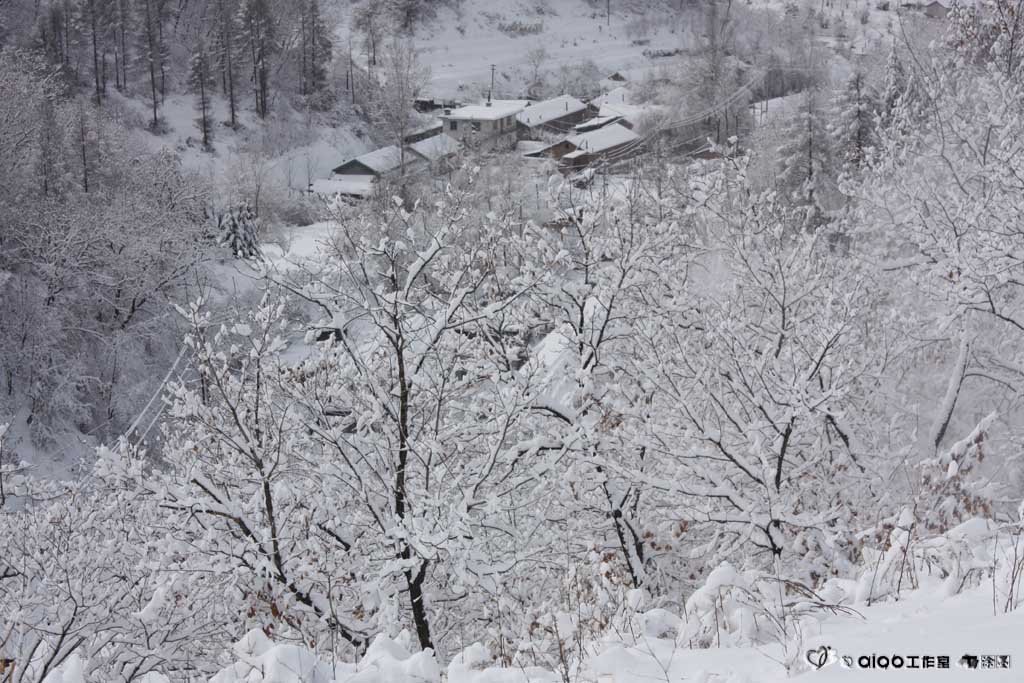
[515,95,591,138]
[408,134,462,171]
[560,123,642,171]
[923,0,949,17]
[331,145,428,178]
[524,123,641,171]
[439,100,524,151]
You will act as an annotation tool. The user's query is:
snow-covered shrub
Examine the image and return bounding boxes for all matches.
[208,203,262,259]
[678,561,857,674]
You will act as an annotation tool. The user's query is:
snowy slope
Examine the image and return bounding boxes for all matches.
[108,89,371,195]
[341,0,694,100]
[78,579,1012,683]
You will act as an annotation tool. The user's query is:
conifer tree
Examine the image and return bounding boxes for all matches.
[189,36,216,149]
[238,0,274,118]
[300,0,333,103]
[213,0,239,128]
[776,87,830,204]
[136,0,164,128]
[829,70,878,174]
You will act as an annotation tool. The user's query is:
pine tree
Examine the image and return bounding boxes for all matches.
[112,0,132,92]
[213,0,239,128]
[136,0,163,128]
[881,44,905,123]
[238,0,274,118]
[299,0,333,104]
[189,37,216,149]
[78,0,113,104]
[829,70,878,173]
[776,88,830,204]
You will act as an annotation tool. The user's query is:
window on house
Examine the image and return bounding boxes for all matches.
[471,121,481,132]
[449,120,458,131]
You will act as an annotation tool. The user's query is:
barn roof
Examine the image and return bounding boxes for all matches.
[409,134,462,162]
[566,123,640,155]
[516,95,588,127]
[332,146,430,176]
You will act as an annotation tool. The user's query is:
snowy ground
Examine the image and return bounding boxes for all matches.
[38,577,1019,682]
[337,0,696,101]
[108,89,371,198]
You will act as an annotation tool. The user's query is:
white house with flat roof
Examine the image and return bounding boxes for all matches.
[439,100,524,151]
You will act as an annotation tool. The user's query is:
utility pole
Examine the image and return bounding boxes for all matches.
[490,64,496,99]
[607,0,611,26]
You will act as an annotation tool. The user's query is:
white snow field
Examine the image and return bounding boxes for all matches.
[34,576,1022,682]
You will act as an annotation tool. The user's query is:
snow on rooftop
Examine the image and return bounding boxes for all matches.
[409,134,462,162]
[443,101,525,120]
[346,146,406,175]
[566,123,640,154]
[573,115,623,132]
[516,95,588,127]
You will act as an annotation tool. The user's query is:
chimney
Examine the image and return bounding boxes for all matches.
[486,90,492,106]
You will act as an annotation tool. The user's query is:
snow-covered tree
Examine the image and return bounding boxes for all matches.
[369,37,429,177]
[209,201,260,257]
[829,70,878,174]
[775,88,831,205]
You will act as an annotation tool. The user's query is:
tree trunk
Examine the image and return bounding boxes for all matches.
[89,0,103,104]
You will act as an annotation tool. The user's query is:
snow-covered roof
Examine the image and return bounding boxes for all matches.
[442,101,525,121]
[311,176,376,197]
[409,134,462,162]
[349,146,406,175]
[516,95,588,127]
[566,123,640,155]
[408,119,443,136]
[517,140,548,155]
[573,115,623,132]
[333,145,430,176]
[592,87,656,125]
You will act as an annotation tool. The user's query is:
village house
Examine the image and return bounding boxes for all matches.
[330,145,428,178]
[515,95,591,139]
[408,134,463,172]
[439,99,524,151]
[315,144,432,200]
[525,122,641,172]
[559,123,642,171]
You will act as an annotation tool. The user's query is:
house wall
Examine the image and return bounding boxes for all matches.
[533,140,578,159]
[442,114,519,151]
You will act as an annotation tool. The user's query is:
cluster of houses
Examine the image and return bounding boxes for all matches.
[312,83,649,201]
